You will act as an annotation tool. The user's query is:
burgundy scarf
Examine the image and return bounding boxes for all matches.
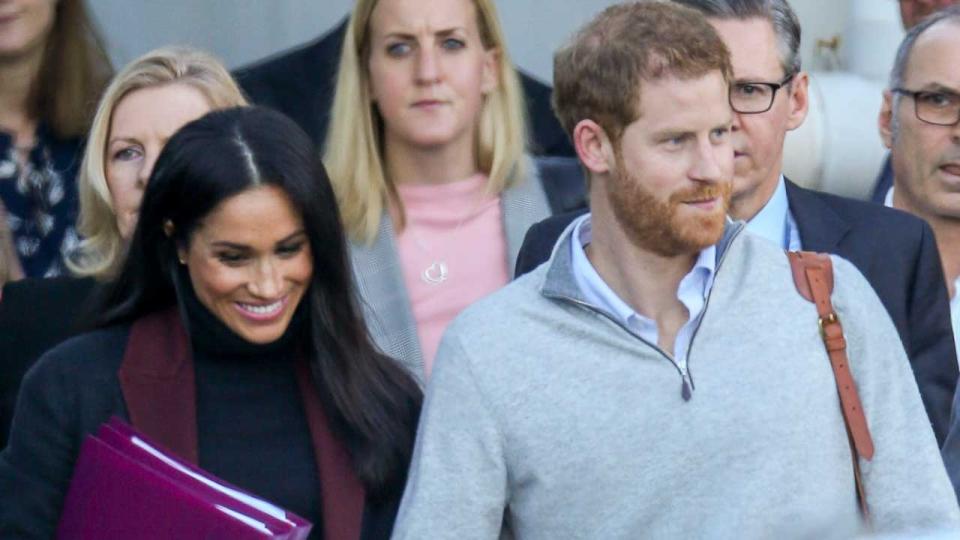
[116,307,365,539]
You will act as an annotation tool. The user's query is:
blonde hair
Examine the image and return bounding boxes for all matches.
[66,46,248,279]
[554,2,732,145]
[324,0,529,243]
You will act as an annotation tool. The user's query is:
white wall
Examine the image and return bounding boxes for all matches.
[88,1,353,71]
[89,0,870,83]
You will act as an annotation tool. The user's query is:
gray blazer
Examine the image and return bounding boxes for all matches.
[348,156,553,382]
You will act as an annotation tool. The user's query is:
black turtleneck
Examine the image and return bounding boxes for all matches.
[180,276,323,537]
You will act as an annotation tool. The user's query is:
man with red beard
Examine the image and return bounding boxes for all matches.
[393,3,959,539]
[515,0,958,447]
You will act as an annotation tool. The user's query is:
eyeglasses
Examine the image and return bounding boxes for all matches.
[729,73,795,114]
[892,88,960,126]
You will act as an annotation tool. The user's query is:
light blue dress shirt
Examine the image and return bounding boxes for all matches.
[745,175,802,251]
[569,214,716,372]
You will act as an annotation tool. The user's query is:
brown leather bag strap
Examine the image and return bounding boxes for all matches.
[787,251,873,518]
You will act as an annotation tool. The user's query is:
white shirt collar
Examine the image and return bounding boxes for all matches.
[569,214,717,332]
[884,186,895,208]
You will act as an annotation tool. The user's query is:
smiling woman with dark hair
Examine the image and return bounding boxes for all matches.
[0,106,422,539]
[0,45,250,454]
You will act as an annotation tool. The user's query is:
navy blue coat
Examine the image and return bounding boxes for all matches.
[0,277,98,450]
[233,19,574,158]
[514,179,958,445]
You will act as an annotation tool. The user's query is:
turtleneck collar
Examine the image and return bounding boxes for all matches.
[175,266,307,360]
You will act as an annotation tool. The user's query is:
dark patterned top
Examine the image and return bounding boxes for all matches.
[0,125,83,277]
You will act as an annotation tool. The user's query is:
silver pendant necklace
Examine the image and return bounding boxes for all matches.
[422,261,449,284]
[408,197,481,286]
[411,231,458,286]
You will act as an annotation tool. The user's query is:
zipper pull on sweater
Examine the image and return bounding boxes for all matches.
[681,377,692,401]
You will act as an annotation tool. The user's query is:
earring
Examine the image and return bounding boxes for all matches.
[178,255,186,265]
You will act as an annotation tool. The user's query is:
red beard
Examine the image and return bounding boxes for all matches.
[608,158,731,257]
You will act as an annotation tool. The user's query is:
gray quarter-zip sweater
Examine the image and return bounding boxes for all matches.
[392,222,960,540]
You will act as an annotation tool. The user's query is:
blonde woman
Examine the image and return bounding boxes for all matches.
[325,0,586,381]
[0,46,247,450]
[68,46,248,279]
[324,0,584,381]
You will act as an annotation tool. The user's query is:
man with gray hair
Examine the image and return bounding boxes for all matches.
[870,0,959,202]
[877,5,960,497]
[516,0,958,445]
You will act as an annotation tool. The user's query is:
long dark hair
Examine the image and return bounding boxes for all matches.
[98,106,422,499]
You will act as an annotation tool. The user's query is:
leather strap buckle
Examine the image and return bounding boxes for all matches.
[787,250,873,520]
[818,311,839,338]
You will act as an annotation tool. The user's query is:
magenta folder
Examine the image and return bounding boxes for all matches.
[57,417,313,540]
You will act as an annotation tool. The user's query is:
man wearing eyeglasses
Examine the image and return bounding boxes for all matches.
[879,7,960,308]
[870,0,959,203]
[515,0,958,445]
[880,8,960,495]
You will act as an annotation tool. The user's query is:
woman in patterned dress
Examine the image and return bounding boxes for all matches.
[0,0,112,278]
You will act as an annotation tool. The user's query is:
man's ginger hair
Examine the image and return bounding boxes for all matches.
[553,1,733,145]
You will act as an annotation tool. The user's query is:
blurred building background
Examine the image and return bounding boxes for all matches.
[87,0,907,199]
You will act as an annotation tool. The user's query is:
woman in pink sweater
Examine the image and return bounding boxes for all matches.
[324,0,580,379]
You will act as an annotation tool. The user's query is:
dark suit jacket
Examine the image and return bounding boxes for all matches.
[514,179,958,445]
[233,19,574,157]
[871,154,894,205]
[0,276,98,450]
